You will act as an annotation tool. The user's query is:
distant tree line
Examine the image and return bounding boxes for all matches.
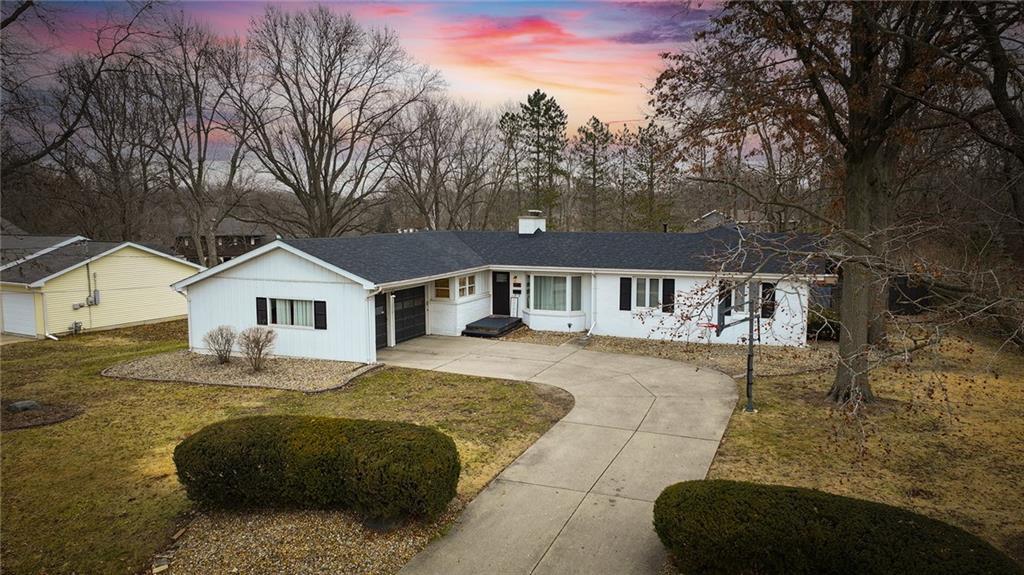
[1,2,716,268]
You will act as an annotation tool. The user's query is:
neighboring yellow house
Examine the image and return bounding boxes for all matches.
[0,236,203,338]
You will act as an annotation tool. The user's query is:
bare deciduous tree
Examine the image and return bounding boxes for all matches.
[220,6,440,237]
[389,97,505,229]
[147,14,253,266]
[50,58,167,241]
[1,1,156,174]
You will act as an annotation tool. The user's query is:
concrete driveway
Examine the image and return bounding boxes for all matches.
[381,336,737,575]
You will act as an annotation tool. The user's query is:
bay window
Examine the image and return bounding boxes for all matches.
[534,275,566,310]
[528,274,584,312]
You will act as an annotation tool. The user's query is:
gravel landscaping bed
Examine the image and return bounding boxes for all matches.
[164,504,463,575]
[500,327,578,346]
[103,350,372,392]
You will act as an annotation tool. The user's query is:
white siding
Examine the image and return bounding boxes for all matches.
[425,271,491,336]
[590,273,808,347]
[185,248,375,363]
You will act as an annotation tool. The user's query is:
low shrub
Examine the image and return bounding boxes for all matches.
[238,326,275,371]
[654,480,1021,575]
[202,325,236,364]
[173,415,460,522]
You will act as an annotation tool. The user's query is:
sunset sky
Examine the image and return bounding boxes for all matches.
[47,1,714,130]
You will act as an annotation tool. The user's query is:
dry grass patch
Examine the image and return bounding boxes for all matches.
[586,334,838,377]
[0,321,571,575]
[708,333,1024,564]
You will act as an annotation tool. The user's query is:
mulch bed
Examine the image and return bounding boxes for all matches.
[102,350,376,393]
[1,402,84,431]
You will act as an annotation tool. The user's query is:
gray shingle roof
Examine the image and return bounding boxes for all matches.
[0,240,182,284]
[1,235,79,266]
[1,240,121,284]
[281,226,825,285]
[285,233,486,284]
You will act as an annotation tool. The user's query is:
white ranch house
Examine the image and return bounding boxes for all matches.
[172,214,830,364]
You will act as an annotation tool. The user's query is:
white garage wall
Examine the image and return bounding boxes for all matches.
[590,273,808,347]
[426,271,492,336]
[185,248,375,363]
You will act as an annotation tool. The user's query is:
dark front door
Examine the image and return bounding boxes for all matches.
[492,272,511,315]
[374,293,387,349]
[393,286,426,343]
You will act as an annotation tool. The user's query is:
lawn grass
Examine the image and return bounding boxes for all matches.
[707,333,1024,564]
[0,321,571,574]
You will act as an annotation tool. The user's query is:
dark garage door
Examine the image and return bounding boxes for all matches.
[393,286,426,344]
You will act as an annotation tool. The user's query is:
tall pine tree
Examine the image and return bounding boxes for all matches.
[519,90,567,220]
[571,116,614,230]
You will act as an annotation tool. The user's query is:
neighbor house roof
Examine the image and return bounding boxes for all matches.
[1,238,202,286]
[1,235,83,266]
[278,226,827,285]
[171,216,272,238]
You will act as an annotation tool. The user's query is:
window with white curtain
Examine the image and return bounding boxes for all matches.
[533,275,566,311]
[270,298,314,327]
[571,276,582,311]
[634,277,661,309]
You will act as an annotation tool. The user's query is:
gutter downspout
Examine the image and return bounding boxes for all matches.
[587,270,598,336]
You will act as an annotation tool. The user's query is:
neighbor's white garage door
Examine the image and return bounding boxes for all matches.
[2,292,37,336]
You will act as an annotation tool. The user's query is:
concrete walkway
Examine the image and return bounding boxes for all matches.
[381,336,737,575]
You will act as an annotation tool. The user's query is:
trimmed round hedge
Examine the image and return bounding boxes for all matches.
[654,480,1021,575]
[173,415,460,522]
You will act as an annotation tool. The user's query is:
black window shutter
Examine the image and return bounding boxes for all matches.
[760,283,776,319]
[619,277,632,311]
[662,278,675,313]
[256,297,268,325]
[314,300,327,330]
[719,281,733,316]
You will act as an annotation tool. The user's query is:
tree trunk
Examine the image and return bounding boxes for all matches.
[190,228,206,267]
[828,152,879,404]
[867,150,896,346]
